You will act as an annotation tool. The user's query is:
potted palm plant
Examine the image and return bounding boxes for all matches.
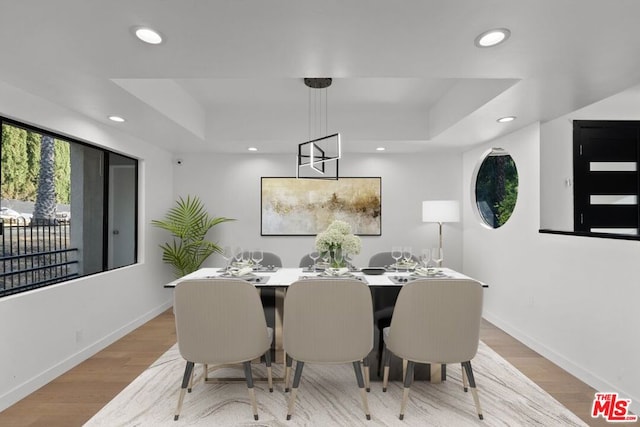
[152,195,234,278]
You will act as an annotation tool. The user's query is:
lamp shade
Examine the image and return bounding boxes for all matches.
[422,200,460,223]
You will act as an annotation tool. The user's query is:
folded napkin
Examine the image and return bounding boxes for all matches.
[413,267,439,276]
[229,266,253,277]
[232,261,252,268]
[393,261,417,269]
[325,267,350,276]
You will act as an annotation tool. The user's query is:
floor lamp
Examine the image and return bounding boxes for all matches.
[422,200,460,266]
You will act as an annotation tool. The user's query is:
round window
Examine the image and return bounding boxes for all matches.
[474,148,518,228]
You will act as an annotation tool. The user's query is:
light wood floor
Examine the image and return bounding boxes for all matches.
[0,309,609,427]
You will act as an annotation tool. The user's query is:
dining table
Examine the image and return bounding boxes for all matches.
[164,266,488,383]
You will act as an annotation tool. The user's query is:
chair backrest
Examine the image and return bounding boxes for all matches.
[284,279,373,364]
[368,251,419,267]
[299,254,313,268]
[174,278,270,365]
[386,279,483,364]
[261,251,283,267]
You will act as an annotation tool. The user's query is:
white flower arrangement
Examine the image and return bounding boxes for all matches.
[315,220,361,255]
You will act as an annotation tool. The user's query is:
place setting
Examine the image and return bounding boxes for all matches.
[386,247,450,283]
[210,247,275,283]
[299,244,368,283]
[385,246,418,272]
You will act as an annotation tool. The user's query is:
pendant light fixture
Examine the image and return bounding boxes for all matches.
[296,77,341,180]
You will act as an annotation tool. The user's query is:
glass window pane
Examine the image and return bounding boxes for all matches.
[107,153,137,269]
[475,149,519,228]
[1,118,137,297]
[71,143,104,276]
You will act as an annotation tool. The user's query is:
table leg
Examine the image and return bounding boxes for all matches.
[275,288,286,363]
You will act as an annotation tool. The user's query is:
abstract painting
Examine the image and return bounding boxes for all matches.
[261,177,381,235]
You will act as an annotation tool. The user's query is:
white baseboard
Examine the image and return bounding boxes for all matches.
[483,311,640,416]
[0,299,173,412]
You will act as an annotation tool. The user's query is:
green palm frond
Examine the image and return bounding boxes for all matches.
[152,195,234,278]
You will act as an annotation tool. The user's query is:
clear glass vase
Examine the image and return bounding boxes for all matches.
[330,247,346,268]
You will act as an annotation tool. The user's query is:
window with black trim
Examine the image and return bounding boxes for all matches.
[1,117,138,297]
[573,120,639,235]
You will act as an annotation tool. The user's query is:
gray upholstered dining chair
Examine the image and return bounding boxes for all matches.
[260,251,283,267]
[381,278,484,420]
[298,254,313,268]
[368,251,420,267]
[368,251,420,377]
[283,278,374,421]
[173,278,273,421]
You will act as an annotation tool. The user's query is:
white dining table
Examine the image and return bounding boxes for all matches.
[163,267,483,288]
[164,267,486,382]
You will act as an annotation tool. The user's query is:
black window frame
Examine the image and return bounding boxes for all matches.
[573,120,640,236]
[1,115,139,297]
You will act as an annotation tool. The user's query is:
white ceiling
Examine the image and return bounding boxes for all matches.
[2,0,640,154]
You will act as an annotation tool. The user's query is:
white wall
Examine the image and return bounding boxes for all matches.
[0,81,176,411]
[540,83,640,231]
[172,151,463,270]
[463,123,640,414]
[539,117,574,230]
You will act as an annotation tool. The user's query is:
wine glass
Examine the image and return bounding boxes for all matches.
[220,246,233,270]
[431,247,443,267]
[420,248,431,268]
[309,249,320,272]
[242,249,251,264]
[402,246,413,264]
[234,246,243,265]
[321,251,331,266]
[251,249,263,269]
[391,246,402,272]
[344,251,353,270]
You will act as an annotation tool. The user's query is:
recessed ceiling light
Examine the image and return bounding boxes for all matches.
[108,115,126,122]
[497,116,516,123]
[247,147,258,152]
[475,28,511,48]
[134,27,163,45]
[376,147,386,151]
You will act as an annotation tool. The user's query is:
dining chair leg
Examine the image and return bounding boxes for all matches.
[187,365,195,393]
[402,359,408,382]
[382,367,390,392]
[353,361,371,420]
[362,357,371,392]
[382,344,392,392]
[286,361,304,420]
[284,354,293,392]
[399,361,415,420]
[264,350,273,392]
[174,361,194,421]
[462,361,484,420]
[461,363,468,392]
[203,363,209,381]
[243,361,259,421]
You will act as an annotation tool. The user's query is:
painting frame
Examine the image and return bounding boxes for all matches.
[261,177,382,236]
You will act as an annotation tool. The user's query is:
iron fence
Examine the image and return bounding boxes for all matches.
[1,218,78,297]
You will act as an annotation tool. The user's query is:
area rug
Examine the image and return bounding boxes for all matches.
[84,341,587,426]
